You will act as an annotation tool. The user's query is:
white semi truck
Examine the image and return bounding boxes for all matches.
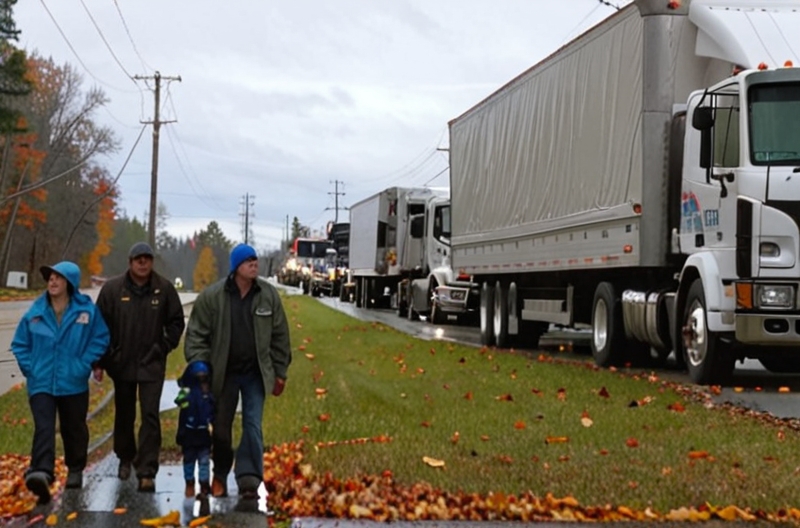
[348,186,477,319]
[448,0,800,384]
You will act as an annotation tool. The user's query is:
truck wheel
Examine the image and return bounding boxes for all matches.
[431,300,447,325]
[407,283,418,321]
[493,281,509,348]
[355,279,363,308]
[480,282,495,347]
[682,279,735,384]
[591,282,626,367]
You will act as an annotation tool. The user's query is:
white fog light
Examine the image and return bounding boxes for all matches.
[755,284,795,309]
[760,242,781,258]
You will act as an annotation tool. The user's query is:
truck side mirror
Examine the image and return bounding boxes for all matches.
[692,107,714,131]
[410,216,424,238]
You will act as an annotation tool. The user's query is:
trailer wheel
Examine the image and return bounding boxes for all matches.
[479,282,495,346]
[591,282,626,367]
[493,281,509,348]
[682,279,735,384]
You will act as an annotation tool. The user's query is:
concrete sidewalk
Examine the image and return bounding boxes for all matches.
[8,455,271,527]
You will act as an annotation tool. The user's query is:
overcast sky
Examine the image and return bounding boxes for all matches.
[14,0,628,252]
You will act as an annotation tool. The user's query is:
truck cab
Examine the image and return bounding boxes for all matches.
[403,197,480,324]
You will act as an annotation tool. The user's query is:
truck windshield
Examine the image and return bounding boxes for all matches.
[749,82,800,165]
[295,239,332,259]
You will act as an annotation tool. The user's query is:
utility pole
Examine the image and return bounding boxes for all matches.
[285,214,289,252]
[240,193,255,245]
[326,179,348,223]
[134,71,181,248]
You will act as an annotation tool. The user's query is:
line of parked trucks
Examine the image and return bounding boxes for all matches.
[284,0,800,386]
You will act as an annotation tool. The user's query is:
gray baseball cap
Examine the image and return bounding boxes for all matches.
[128,242,154,259]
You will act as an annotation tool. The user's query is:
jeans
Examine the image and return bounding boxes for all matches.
[182,446,210,482]
[212,370,265,481]
[29,392,89,480]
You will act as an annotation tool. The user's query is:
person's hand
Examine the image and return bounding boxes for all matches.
[92,367,104,383]
[272,377,286,396]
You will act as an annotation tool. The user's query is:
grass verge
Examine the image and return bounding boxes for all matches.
[3,293,800,519]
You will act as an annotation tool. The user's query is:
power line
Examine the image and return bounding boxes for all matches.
[79,0,137,83]
[62,125,148,257]
[38,0,138,94]
[112,0,154,73]
[163,125,225,211]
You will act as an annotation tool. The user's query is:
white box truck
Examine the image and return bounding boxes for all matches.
[448,0,800,384]
[349,186,476,315]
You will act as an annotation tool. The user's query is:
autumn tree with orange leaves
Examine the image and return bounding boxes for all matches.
[193,246,218,292]
[0,52,118,284]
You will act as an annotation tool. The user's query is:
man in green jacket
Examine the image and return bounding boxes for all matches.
[184,243,292,499]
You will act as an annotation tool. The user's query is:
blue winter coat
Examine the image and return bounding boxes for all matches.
[11,263,110,397]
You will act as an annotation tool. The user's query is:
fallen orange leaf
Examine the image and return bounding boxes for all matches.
[66,512,78,521]
[480,435,490,441]
[113,508,127,515]
[545,436,569,444]
[46,514,58,526]
[450,431,460,443]
[495,393,513,401]
[626,437,639,448]
[304,353,315,360]
[189,515,212,527]
[463,391,473,400]
[688,450,710,459]
[667,401,685,412]
[514,420,526,430]
[598,386,610,398]
[318,413,330,422]
[422,456,445,468]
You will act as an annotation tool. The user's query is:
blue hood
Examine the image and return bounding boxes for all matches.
[40,261,81,294]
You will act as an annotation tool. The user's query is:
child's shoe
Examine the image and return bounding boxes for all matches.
[184,479,195,498]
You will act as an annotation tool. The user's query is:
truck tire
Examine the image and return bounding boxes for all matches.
[591,282,626,367]
[682,279,735,384]
[480,282,495,347]
[493,281,509,348]
[431,300,447,325]
[406,292,419,321]
[355,279,363,308]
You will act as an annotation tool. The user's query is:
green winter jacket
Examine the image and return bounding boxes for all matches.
[184,276,291,399]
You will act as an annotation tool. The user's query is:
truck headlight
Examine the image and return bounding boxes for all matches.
[760,242,780,258]
[755,284,795,309]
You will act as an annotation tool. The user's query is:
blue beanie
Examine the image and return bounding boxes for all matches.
[230,243,257,272]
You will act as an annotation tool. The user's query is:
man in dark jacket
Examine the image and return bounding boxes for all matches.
[184,243,291,499]
[95,242,185,492]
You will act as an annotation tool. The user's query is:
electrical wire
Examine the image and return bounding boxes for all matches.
[163,125,225,212]
[79,0,137,82]
[61,124,148,256]
[38,0,139,94]
[112,0,154,73]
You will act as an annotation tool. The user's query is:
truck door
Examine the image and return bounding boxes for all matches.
[681,88,740,254]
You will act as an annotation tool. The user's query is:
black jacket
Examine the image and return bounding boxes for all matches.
[96,270,185,381]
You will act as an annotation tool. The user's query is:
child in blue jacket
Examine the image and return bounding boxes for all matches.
[175,361,215,498]
[11,261,109,504]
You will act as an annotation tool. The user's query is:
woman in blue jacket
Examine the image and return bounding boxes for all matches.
[11,261,109,504]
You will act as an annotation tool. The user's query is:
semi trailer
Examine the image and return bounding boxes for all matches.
[448,0,800,384]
